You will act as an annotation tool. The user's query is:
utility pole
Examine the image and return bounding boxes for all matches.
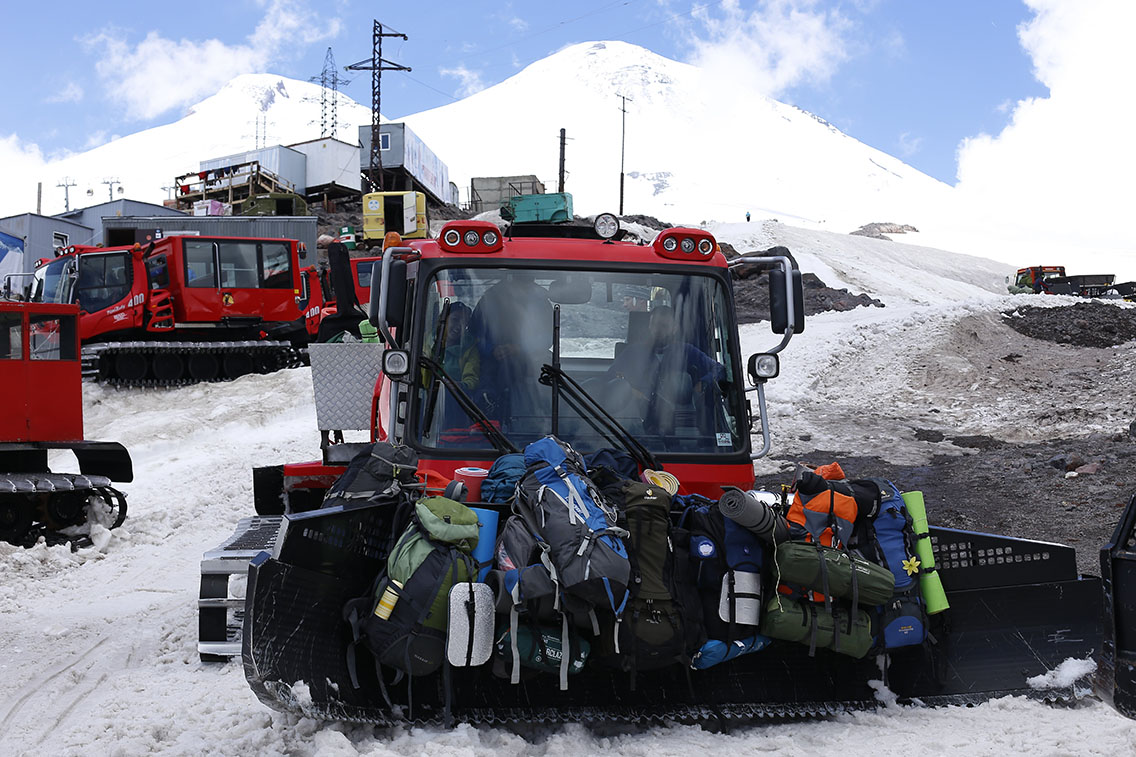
[161,186,175,200]
[617,94,632,216]
[36,182,42,215]
[56,178,76,212]
[101,178,121,201]
[558,129,566,194]
[346,21,411,192]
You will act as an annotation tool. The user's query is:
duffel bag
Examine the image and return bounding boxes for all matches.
[774,541,894,607]
[760,596,873,658]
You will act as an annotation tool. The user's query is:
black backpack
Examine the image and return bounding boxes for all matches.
[322,443,419,509]
[602,479,705,674]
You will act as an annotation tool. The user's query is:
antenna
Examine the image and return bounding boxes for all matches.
[56,177,76,212]
[617,94,632,215]
[346,21,411,192]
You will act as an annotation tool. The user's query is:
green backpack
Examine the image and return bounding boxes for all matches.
[344,497,480,684]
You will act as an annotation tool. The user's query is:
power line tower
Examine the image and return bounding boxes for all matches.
[313,47,343,139]
[56,178,76,212]
[346,21,411,192]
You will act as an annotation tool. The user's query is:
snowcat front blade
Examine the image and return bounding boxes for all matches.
[241,505,1103,725]
[1096,492,1136,718]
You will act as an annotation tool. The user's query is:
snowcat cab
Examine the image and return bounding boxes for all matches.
[220,213,1136,727]
[31,237,323,386]
[0,297,131,546]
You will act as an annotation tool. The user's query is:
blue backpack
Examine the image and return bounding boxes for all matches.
[481,453,526,503]
[865,479,929,648]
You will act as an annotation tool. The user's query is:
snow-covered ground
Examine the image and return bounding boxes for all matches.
[3,225,1135,755]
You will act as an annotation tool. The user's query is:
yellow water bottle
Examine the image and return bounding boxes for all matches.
[374,580,404,620]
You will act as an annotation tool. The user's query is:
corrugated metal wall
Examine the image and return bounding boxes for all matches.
[102,216,319,265]
[199,146,308,194]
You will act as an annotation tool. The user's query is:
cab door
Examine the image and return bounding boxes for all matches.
[75,250,138,339]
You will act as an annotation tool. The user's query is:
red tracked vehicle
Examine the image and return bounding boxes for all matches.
[29,236,325,387]
[0,298,131,546]
[207,215,1136,726]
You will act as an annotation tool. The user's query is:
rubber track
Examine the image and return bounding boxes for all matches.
[0,481,127,549]
[82,341,308,388]
[258,685,1081,727]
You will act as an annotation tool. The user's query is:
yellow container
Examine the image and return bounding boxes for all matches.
[374,580,404,620]
[901,491,950,615]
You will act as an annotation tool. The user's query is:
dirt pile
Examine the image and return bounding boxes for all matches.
[1003,300,1136,348]
[731,246,885,324]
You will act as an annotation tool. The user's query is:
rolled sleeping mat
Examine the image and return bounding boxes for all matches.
[773,541,895,607]
[718,489,789,543]
[469,507,499,581]
[901,491,950,614]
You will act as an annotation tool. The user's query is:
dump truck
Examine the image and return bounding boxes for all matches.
[206,212,1136,726]
[28,236,326,386]
[0,297,132,546]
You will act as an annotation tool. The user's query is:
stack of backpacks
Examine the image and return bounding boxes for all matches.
[336,436,941,714]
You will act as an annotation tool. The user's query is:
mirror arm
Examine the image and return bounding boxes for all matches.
[749,381,772,460]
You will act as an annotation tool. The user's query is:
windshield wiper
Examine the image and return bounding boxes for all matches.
[539,362,661,472]
[419,354,518,455]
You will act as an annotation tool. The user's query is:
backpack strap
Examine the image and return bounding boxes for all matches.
[559,610,571,691]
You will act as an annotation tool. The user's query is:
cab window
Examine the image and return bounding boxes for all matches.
[77,252,131,313]
[1,312,22,359]
[147,254,170,289]
[185,241,217,288]
[259,242,292,289]
[218,242,259,288]
[28,314,77,361]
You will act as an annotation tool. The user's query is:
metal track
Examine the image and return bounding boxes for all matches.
[81,341,308,388]
[0,473,127,548]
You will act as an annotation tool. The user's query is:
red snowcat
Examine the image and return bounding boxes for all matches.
[28,236,326,386]
[204,216,1136,725]
[0,298,132,546]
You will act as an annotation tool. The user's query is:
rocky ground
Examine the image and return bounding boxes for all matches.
[751,299,1136,575]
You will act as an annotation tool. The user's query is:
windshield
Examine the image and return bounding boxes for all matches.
[32,257,76,304]
[413,266,743,456]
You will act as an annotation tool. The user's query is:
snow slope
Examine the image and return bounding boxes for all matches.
[3,221,1135,755]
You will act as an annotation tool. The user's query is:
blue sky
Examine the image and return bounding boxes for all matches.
[2,1,1046,185]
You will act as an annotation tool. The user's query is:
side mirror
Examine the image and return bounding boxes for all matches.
[368,258,408,331]
[769,267,804,335]
[748,353,780,384]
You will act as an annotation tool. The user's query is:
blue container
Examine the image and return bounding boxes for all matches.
[470,507,499,581]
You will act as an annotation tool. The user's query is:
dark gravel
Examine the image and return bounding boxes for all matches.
[1004,300,1136,348]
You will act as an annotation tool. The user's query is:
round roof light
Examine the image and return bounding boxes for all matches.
[482,230,499,247]
[662,236,678,252]
[443,229,461,246]
[698,239,714,254]
[463,230,480,247]
[594,213,620,240]
[680,237,696,254]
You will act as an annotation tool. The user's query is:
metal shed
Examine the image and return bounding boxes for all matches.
[358,123,451,204]
[288,138,361,197]
[55,199,186,246]
[200,146,307,195]
[0,213,96,274]
[101,215,319,265]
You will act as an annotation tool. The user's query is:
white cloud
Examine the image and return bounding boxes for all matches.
[44,82,83,104]
[509,17,529,33]
[680,0,852,98]
[0,135,50,216]
[439,65,487,98]
[897,131,922,157]
[952,0,1136,266]
[82,0,340,121]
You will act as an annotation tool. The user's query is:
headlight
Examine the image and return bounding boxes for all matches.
[680,237,696,253]
[383,349,410,378]
[482,230,499,247]
[698,239,714,254]
[748,352,780,381]
[594,213,620,239]
[662,236,678,252]
[443,229,461,246]
[463,230,480,247]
